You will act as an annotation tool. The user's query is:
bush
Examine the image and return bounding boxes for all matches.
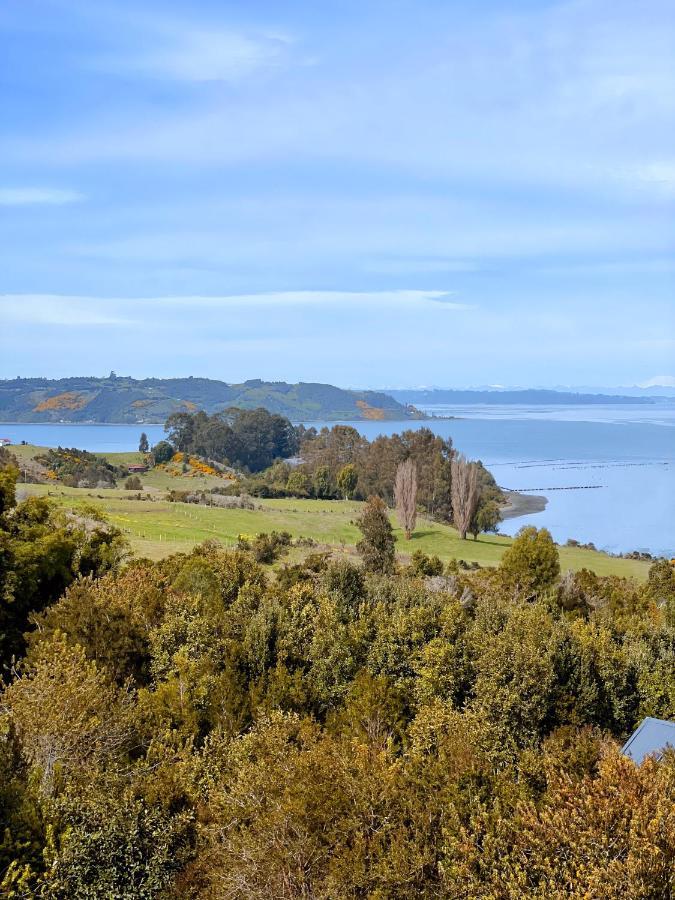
[152,441,174,465]
[407,550,444,577]
[237,531,293,564]
[125,475,143,491]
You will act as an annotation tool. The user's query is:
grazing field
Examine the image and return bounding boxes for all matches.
[16,482,652,579]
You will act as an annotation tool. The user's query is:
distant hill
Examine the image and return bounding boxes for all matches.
[385,388,657,406]
[0,376,424,423]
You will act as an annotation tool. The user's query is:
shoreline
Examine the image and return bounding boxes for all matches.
[500,489,548,520]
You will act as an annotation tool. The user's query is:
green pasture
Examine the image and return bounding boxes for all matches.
[16,482,651,579]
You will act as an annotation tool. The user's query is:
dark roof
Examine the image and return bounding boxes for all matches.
[621,717,675,764]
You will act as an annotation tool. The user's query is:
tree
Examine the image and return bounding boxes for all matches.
[337,464,358,500]
[451,455,478,539]
[469,497,502,540]
[38,789,194,900]
[355,496,396,574]
[138,432,149,454]
[3,635,132,796]
[0,464,18,516]
[164,413,195,452]
[313,466,332,499]
[394,458,417,539]
[645,558,675,625]
[164,408,299,473]
[125,475,143,491]
[0,495,127,665]
[152,441,174,465]
[500,526,560,595]
[286,470,310,496]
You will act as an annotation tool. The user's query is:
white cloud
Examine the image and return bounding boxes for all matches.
[0,295,132,326]
[7,0,673,206]
[159,290,469,310]
[87,6,294,84]
[0,291,470,329]
[0,188,83,206]
[635,162,675,194]
[116,29,291,83]
[639,375,675,387]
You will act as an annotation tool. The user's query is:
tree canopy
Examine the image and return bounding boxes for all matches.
[1,448,673,898]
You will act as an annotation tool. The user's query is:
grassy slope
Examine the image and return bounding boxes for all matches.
[16,482,651,579]
[10,443,651,578]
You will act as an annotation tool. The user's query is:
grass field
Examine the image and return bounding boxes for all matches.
[16,481,652,580]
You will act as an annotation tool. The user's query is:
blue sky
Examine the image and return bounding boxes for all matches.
[1,0,674,388]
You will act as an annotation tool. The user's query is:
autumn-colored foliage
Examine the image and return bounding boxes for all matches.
[33,391,90,412]
[1,459,674,898]
[355,399,386,419]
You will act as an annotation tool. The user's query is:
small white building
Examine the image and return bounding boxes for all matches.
[0,437,12,447]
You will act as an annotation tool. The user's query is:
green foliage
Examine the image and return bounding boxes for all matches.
[124,474,143,490]
[285,469,309,496]
[0,465,18,517]
[312,465,332,499]
[166,407,298,473]
[337,463,358,500]
[0,523,673,896]
[151,440,174,465]
[35,447,123,488]
[500,525,561,596]
[0,491,128,664]
[646,558,675,626]
[236,530,292,564]
[300,425,456,519]
[355,496,396,574]
[469,497,502,540]
[138,432,149,454]
[39,788,194,899]
[407,549,444,576]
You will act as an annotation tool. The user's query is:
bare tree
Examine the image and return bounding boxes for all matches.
[451,455,479,539]
[394,458,418,539]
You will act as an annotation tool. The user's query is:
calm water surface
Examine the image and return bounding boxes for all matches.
[3,405,674,557]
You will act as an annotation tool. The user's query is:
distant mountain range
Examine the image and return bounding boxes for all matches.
[0,376,424,423]
[386,388,662,406]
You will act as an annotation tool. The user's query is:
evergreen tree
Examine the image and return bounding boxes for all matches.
[355,496,396,573]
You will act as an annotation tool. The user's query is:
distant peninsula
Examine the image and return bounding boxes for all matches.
[0,376,425,424]
[386,388,656,406]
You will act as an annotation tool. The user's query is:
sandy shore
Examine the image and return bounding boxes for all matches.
[501,490,548,520]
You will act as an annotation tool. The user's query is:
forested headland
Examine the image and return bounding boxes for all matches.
[0,376,423,423]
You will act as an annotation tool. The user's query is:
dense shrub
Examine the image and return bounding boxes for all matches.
[1,499,673,896]
[35,447,124,488]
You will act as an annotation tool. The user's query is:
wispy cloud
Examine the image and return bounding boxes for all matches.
[0,291,470,325]
[635,162,675,194]
[83,5,296,83]
[0,295,132,326]
[111,28,292,83]
[161,290,469,310]
[0,188,83,206]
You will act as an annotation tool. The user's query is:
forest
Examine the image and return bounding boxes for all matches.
[1,448,674,897]
[164,413,504,538]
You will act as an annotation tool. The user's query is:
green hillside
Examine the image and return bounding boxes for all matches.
[0,375,424,423]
